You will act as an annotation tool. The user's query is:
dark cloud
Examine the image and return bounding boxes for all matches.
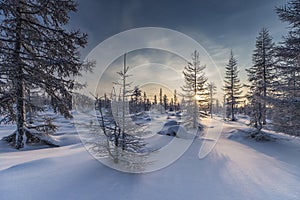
[69,0,287,81]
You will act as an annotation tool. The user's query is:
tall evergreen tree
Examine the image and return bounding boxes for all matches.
[246,28,276,131]
[181,50,207,128]
[246,28,276,132]
[170,98,174,111]
[143,91,147,110]
[224,51,243,121]
[132,86,141,103]
[274,0,300,135]
[0,0,93,148]
[207,82,217,118]
[276,0,300,97]
[159,88,163,113]
[173,89,178,111]
[131,86,141,112]
[153,94,157,105]
[163,94,168,111]
[143,92,147,104]
[159,88,163,106]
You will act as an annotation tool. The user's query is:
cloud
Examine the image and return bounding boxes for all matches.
[71,0,288,101]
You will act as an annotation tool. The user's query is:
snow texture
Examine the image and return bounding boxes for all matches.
[1,114,300,200]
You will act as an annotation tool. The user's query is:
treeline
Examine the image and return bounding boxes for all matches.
[96,87,180,114]
[221,0,300,137]
[245,0,300,137]
[182,0,300,137]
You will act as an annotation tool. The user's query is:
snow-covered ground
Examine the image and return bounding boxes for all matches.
[1,114,300,200]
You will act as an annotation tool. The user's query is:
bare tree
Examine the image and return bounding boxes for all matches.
[89,54,147,169]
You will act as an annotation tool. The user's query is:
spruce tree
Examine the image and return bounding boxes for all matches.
[163,94,168,110]
[131,86,141,112]
[159,88,163,106]
[207,82,217,118]
[224,51,243,121]
[173,89,178,111]
[153,94,157,105]
[0,0,93,148]
[274,0,300,135]
[246,28,276,132]
[181,50,207,128]
[159,88,163,113]
[142,91,148,111]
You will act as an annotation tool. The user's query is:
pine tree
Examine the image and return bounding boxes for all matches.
[131,86,141,112]
[207,82,217,118]
[170,98,174,111]
[0,0,93,148]
[215,99,220,114]
[143,91,147,110]
[163,94,168,110]
[159,88,163,113]
[246,28,276,132]
[173,89,178,111]
[132,86,141,103]
[153,94,157,105]
[274,0,300,135]
[181,50,207,128]
[159,88,163,106]
[224,51,243,121]
[143,92,147,103]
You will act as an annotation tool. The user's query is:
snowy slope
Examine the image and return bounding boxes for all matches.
[1,115,300,200]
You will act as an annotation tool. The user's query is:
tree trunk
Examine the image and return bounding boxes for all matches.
[262,35,267,125]
[210,89,213,118]
[15,77,26,149]
[121,54,126,150]
[14,2,27,149]
[231,79,235,121]
[231,100,234,121]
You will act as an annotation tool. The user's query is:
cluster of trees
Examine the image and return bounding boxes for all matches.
[0,0,298,151]
[220,0,300,137]
[246,0,300,137]
[96,87,180,115]
[182,0,299,138]
[150,88,180,112]
[181,50,219,128]
[181,49,235,129]
[128,87,180,113]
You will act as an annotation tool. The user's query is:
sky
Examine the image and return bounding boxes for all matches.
[69,0,289,101]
